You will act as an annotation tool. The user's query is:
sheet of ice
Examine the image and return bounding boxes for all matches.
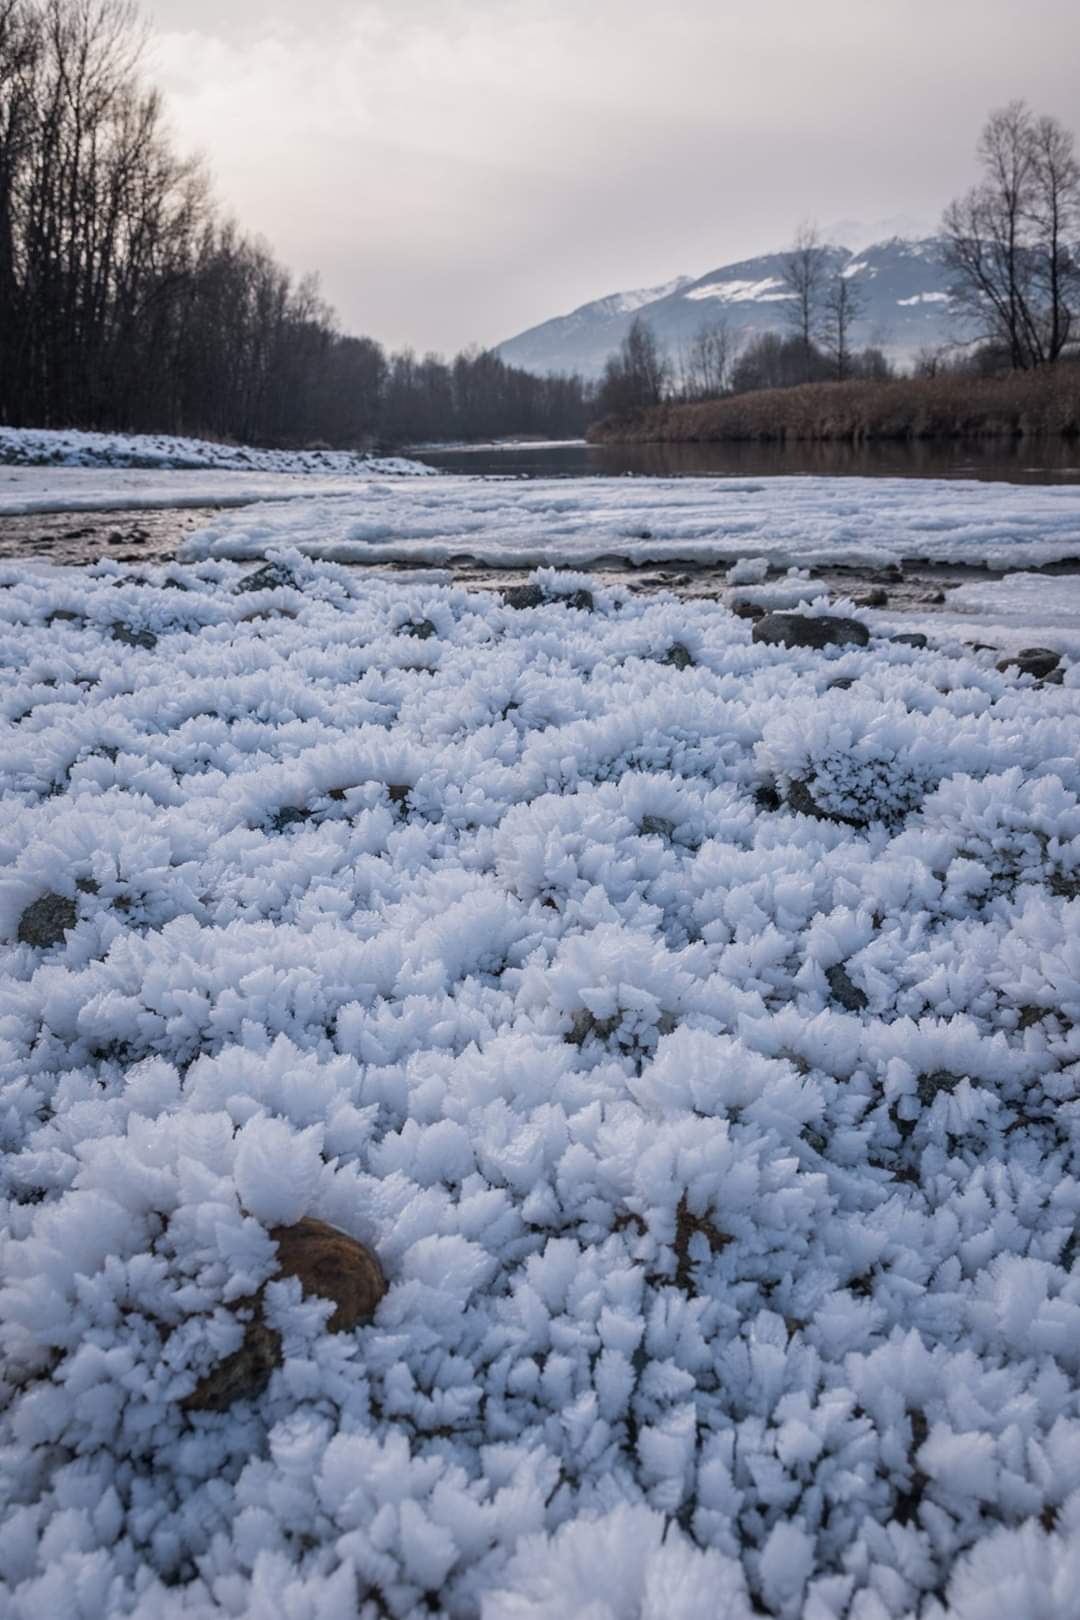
[176,474,1080,572]
[0,424,434,478]
[868,572,1080,656]
[1,555,1079,1619]
[0,466,440,517]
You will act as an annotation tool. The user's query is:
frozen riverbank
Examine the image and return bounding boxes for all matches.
[1,554,1079,1618]
[176,472,1080,573]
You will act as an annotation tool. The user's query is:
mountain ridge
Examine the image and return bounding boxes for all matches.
[497,237,961,380]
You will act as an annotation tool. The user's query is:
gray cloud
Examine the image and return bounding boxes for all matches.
[142,0,1080,355]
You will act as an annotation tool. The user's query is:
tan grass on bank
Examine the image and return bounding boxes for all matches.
[587,365,1080,445]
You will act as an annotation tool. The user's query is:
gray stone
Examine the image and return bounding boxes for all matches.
[110,621,157,650]
[503,584,545,610]
[752,613,869,650]
[997,647,1061,679]
[917,1070,962,1106]
[826,963,869,1012]
[893,633,928,649]
[270,806,311,832]
[639,815,675,840]
[401,618,437,640]
[17,892,77,947]
[661,642,694,669]
[236,563,295,594]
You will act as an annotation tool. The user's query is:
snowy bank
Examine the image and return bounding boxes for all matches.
[1,556,1080,1619]
[0,466,435,518]
[0,425,434,478]
[177,473,1080,572]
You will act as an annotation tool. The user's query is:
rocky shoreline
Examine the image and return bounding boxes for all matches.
[6,505,1080,634]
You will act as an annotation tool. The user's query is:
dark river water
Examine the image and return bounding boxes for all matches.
[418,438,1080,485]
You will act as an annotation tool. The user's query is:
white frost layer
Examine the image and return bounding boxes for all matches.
[177,474,1080,571]
[0,424,433,478]
[947,571,1080,624]
[1,555,1079,1619]
[868,572,1080,656]
[0,467,439,517]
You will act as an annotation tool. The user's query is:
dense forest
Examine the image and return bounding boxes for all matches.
[0,0,591,446]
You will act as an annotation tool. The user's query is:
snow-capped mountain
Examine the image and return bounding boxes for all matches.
[497,237,960,379]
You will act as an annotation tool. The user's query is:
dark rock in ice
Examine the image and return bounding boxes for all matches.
[503,584,545,610]
[236,562,296,594]
[753,612,869,650]
[17,892,77,948]
[996,647,1061,679]
[826,962,869,1012]
[110,621,157,649]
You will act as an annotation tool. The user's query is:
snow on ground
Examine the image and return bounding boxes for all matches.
[176,474,1080,573]
[0,426,433,479]
[0,428,433,518]
[2,551,1080,1619]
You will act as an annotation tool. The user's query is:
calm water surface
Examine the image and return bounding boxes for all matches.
[418,438,1080,485]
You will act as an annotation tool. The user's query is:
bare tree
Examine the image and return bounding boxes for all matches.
[943,100,1080,368]
[679,318,736,399]
[780,221,830,379]
[597,316,670,417]
[820,272,864,380]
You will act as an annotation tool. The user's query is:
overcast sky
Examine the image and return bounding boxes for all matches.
[142,0,1080,356]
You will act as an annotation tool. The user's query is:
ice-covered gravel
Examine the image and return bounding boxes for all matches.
[176,474,1080,572]
[2,553,1080,1620]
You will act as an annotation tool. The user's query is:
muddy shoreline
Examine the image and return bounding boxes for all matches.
[4,503,1080,617]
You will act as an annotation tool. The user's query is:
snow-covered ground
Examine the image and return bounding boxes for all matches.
[175,474,1080,573]
[0,425,432,478]
[2,552,1079,1619]
[0,427,433,518]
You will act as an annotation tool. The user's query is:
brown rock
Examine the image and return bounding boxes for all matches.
[183,1218,385,1412]
[269,1217,387,1332]
[182,1306,281,1413]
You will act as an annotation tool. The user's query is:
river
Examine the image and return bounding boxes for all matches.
[417,437,1080,484]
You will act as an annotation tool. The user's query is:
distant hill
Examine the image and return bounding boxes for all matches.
[497,238,962,379]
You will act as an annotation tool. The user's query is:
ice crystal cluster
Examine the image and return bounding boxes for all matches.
[1,552,1079,1619]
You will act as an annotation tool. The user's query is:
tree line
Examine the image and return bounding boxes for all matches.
[595,99,1079,422]
[0,0,591,446]
[2,3,1076,444]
